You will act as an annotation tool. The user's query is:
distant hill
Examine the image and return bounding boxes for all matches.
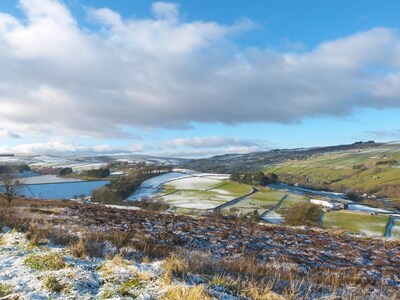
[182,141,382,173]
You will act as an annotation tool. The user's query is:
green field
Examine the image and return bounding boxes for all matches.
[209,181,252,195]
[158,178,254,210]
[247,190,288,203]
[280,194,308,208]
[222,190,287,215]
[322,210,389,236]
[150,172,399,239]
[264,145,400,200]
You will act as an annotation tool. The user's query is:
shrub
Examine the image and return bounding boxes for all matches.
[376,160,397,166]
[24,252,66,271]
[285,202,322,226]
[162,253,190,283]
[43,274,64,293]
[69,233,106,258]
[118,278,144,297]
[0,282,13,297]
[137,198,171,212]
[346,190,360,202]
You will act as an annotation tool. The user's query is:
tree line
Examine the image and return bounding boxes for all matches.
[91,164,173,205]
[230,171,278,186]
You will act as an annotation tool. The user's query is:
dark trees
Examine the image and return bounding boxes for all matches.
[229,171,278,186]
[285,202,322,226]
[0,167,26,206]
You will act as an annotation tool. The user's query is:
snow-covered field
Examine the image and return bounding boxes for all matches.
[59,163,108,172]
[0,231,163,300]
[128,172,189,200]
[0,230,241,300]
[137,172,189,189]
[201,174,230,180]
[164,177,222,190]
[261,211,284,224]
[162,191,233,209]
[347,204,392,213]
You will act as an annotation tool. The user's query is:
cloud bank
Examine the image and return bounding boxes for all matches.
[0,0,400,140]
[0,141,145,155]
[164,136,262,148]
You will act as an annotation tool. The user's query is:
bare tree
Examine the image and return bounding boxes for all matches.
[0,166,26,206]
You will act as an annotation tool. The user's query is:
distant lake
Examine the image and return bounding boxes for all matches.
[21,177,109,200]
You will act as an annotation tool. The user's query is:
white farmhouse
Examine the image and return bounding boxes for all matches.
[309,199,334,209]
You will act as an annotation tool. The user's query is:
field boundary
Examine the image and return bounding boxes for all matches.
[211,187,259,213]
[259,194,288,220]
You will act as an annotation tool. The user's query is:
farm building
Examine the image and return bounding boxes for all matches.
[309,199,343,210]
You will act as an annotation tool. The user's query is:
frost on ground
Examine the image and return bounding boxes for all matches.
[1,202,400,299]
[164,177,222,190]
[0,230,241,300]
[260,211,284,224]
[0,231,165,299]
[162,190,233,209]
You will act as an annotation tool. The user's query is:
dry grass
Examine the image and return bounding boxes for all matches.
[0,282,13,297]
[162,284,211,300]
[162,253,190,284]
[69,232,106,258]
[1,198,399,299]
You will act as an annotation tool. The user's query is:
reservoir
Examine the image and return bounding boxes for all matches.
[20,175,109,200]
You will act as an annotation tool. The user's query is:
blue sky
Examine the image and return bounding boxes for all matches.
[0,0,400,157]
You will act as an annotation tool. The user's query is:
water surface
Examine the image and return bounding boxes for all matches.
[23,180,109,200]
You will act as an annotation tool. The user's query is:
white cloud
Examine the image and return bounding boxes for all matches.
[165,136,262,148]
[0,1,400,141]
[152,2,179,21]
[88,8,122,27]
[0,141,145,155]
[157,145,263,158]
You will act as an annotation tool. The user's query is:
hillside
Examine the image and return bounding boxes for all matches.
[182,142,400,202]
[263,144,400,201]
[182,141,382,173]
[0,198,399,299]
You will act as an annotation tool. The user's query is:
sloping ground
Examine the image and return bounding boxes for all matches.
[162,190,231,209]
[182,141,382,173]
[221,190,288,215]
[158,179,251,210]
[210,182,252,195]
[1,203,400,299]
[66,206,399,284]
[0,232,160,299]
[0,231,242,300]
[278,194,308,208]
[163,177,222,190]
[322,210,389,237]
[264,145,400,199]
